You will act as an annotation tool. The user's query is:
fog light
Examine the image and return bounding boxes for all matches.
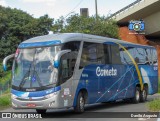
[49,101,55,107]
[12,102,17,107]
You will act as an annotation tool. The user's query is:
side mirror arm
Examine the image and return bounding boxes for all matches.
[54,50,71,68]
[3,54,15,71]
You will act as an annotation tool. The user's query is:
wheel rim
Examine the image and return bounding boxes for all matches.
[136,90,140,101]
[142,90,146,100]
[80,96,84,111]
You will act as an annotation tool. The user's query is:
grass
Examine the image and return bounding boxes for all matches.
[147,98,160,112]
[158,77,160,93]
[146,77,160,111]
[0,93,11,110]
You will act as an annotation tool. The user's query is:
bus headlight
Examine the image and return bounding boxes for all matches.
[45,93,55,99]
[11,94,17,99]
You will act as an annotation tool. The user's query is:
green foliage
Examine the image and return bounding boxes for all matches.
[0,94,11,109]
[0,63,11,95]
[0,71,11,84]
[0,6,54,95]
[0,63,11,79]
[0,6,53,62]
[52,16,64,33]
[158,77,160,93]
[147,98,160,111]
[0,63,5,78]
[52,14,119,39]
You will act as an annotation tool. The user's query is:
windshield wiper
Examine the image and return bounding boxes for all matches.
[19,49,36,89]
[33,70,43,87]
[31,49,43,88]
[19,63,32,89]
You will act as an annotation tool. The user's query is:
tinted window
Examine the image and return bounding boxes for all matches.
[120,47,133,64]
[134,48,146,64]
[120,47,154,65]
[144,48,151,65]
[79,42,109,69]
[110,45,121,64]
[62,41,80,51]
[152,49,158,65]
[104,44,110,64]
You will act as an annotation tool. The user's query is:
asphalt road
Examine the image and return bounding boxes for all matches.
[0,94,159,121]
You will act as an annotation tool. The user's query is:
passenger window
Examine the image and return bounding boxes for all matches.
[152,49,158,65]
[79,42,106,69]
[110,45,121,64]
[120,47,133,64]
[145,49,151,65]
[134,48,146,64]
[103,44,110,64]
[120,47,155,65]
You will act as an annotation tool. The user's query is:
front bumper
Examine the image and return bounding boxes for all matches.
[12,91,65,109]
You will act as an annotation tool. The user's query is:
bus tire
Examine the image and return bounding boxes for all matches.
[36,109,46,114]
[140,86,148,102]
[131,87,140,104]
[74,92,85,113]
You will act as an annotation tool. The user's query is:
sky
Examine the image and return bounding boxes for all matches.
[0,0,136,19]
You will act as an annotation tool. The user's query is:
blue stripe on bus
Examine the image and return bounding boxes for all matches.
[18,40,61,48]
[11,86,61,97]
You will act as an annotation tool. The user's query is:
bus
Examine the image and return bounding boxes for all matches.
[3,33,158,113]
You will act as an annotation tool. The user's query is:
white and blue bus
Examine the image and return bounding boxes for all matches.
[3,33,158,113]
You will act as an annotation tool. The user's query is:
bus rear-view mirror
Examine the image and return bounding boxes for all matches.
[3,54,15,71]
[54,50,71,68]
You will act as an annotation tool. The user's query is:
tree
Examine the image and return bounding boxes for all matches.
[51,14,119,39]
[0,6,54,78]
[0,6,53,62]
[51,16,64,33]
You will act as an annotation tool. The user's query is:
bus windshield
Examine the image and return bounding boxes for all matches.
[12,46,61,91]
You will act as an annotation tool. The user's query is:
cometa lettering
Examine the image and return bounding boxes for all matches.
[96,67,117,77]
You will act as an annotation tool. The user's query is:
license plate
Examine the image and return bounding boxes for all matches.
[27,103,36,107]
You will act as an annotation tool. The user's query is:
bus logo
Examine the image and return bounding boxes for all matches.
[96,67,117,77]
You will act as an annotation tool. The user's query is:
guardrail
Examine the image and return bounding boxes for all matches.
[107,0,144,19]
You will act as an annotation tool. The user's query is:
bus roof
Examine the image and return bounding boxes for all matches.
[19,33,155,49]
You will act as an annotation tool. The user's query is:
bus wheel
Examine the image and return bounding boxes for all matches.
[140,86,148,102]
[74,92,85,113]
[131,87,140,104]
[36,109,46,114]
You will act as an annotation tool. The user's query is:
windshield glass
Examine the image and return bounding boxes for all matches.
[12,46,61,90]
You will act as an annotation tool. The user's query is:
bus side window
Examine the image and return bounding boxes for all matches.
[120,47,134,65]
[103,44,110,64]
[145,49,151,65]
[110,45,121,64]
[97,44,105,64]
[152,49,158,65]
[79,42,106,69]
[80,42,96,69]
[135,48,147,65]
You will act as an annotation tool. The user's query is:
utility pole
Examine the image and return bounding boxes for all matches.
[95,0,98,20]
